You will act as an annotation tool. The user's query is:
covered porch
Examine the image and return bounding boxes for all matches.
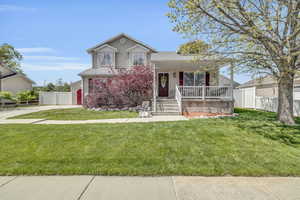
[151,52,235,115]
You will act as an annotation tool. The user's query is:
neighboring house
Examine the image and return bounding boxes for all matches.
[238,75,300,98]
[79,33,235,115]
[0,65,35,94]
[219,74,240,88]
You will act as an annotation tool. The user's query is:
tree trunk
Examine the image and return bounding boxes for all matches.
[277,73,295,125]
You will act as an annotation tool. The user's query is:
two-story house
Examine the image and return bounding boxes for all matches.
[79,33,235,116]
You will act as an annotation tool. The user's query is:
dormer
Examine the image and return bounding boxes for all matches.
[127,44,150,66]
[92,44,118,68]
[87,33,157,68]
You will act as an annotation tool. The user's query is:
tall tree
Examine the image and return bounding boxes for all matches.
[178,40,210,54]
[0,43,23,73]
[168,0,300,125]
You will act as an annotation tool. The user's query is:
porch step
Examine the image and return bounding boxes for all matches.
[154,98,180,115]
[156,107,179,111]
[157,99,178,104]
[152,112,181,116]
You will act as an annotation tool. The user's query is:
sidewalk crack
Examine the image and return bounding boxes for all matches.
[31,119,47,124]
[76,176,95,200]
[171,176,180,200]
[0,176,17,188]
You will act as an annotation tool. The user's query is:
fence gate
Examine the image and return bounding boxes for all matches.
[233,87,256,108]
[39,92,73,105]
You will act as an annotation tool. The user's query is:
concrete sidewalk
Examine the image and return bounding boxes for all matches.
[0,176,299,200]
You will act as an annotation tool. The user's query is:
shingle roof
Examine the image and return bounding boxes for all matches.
[78,67,116,76]
[0,64,35,84]
[151,51,234,63]
[87,33,157,53]
[238,75,300,88]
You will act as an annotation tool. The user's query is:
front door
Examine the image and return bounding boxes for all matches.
[158,73,169,97]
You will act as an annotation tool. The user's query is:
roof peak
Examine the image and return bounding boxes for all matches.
[87,33,157,53]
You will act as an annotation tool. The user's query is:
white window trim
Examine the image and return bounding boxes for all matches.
[183,71,206,86]
[130,52,147,66]
[93,44,117,68]
[126,44,150,53]
[95,51,116,67]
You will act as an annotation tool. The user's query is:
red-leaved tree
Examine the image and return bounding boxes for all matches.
[85,66,153,108]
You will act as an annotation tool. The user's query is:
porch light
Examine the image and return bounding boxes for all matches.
[173,72,176,78]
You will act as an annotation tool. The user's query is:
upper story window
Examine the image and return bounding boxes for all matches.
[132,52,146,66]
[99,52,113,66]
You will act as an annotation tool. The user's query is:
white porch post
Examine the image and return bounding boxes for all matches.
[230,62,234,100]
[152,64,157,112]
[203,71,206,99]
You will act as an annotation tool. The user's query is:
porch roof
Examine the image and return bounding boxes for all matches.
[151,52,232,71]
[79,67,115,77]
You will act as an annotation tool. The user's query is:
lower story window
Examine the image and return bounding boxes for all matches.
[183,72,205,86]
[88,78,94,93]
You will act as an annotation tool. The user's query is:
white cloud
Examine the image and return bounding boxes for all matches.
[17,48,56,54]
[23,55,80,61]
[0,5,36,12]
[22,63,88,71]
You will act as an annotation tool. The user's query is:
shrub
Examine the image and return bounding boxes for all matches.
[0,91,14,101]
[86,66,153,108]
[16,90,38,103]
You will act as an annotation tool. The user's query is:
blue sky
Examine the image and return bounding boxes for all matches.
[0,0,251,86]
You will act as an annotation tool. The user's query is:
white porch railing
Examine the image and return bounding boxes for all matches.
[175,85,182,113]
[178,86,233,99]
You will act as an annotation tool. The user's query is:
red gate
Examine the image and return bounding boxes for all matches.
[76,89,82,105]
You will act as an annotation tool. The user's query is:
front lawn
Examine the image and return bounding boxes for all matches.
[1,108,299,176]
[9,108,138,120]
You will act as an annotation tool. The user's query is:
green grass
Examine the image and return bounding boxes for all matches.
[10,108,138,120]
[1,108,300,176]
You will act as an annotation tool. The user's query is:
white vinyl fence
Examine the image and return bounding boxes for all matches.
[39,92,73,105]
[234,87,300,116]
[233,87,256,108]
[295,91,300,100]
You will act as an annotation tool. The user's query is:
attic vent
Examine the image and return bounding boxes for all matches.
[120,38,127,44]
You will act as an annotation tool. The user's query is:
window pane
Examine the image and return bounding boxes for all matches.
[184,72,194,86]
[195,72,205,86]
[133,53,145,66]
[100,52,112,65]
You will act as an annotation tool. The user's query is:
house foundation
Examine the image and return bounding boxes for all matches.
[182,99,234,114]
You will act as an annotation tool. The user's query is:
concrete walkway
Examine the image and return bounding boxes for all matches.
[0,116,188,124]
[0,105,188,124]
[0,176,299,200]
[0,105,81,120]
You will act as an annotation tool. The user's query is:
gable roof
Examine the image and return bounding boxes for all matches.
[238,75,277,88]
[2,73,36,84]
[238,74,300,88]
[0,64,35,84]
[0,64,15,75]
[87,33,157,53]
[126,44,151,52]
[94,44,118,52]
[219,74,240,88]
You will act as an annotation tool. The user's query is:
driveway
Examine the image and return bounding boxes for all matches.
[0,176,299,200]
[0,105,81,120]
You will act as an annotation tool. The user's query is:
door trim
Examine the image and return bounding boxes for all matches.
[157,72,170,97]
